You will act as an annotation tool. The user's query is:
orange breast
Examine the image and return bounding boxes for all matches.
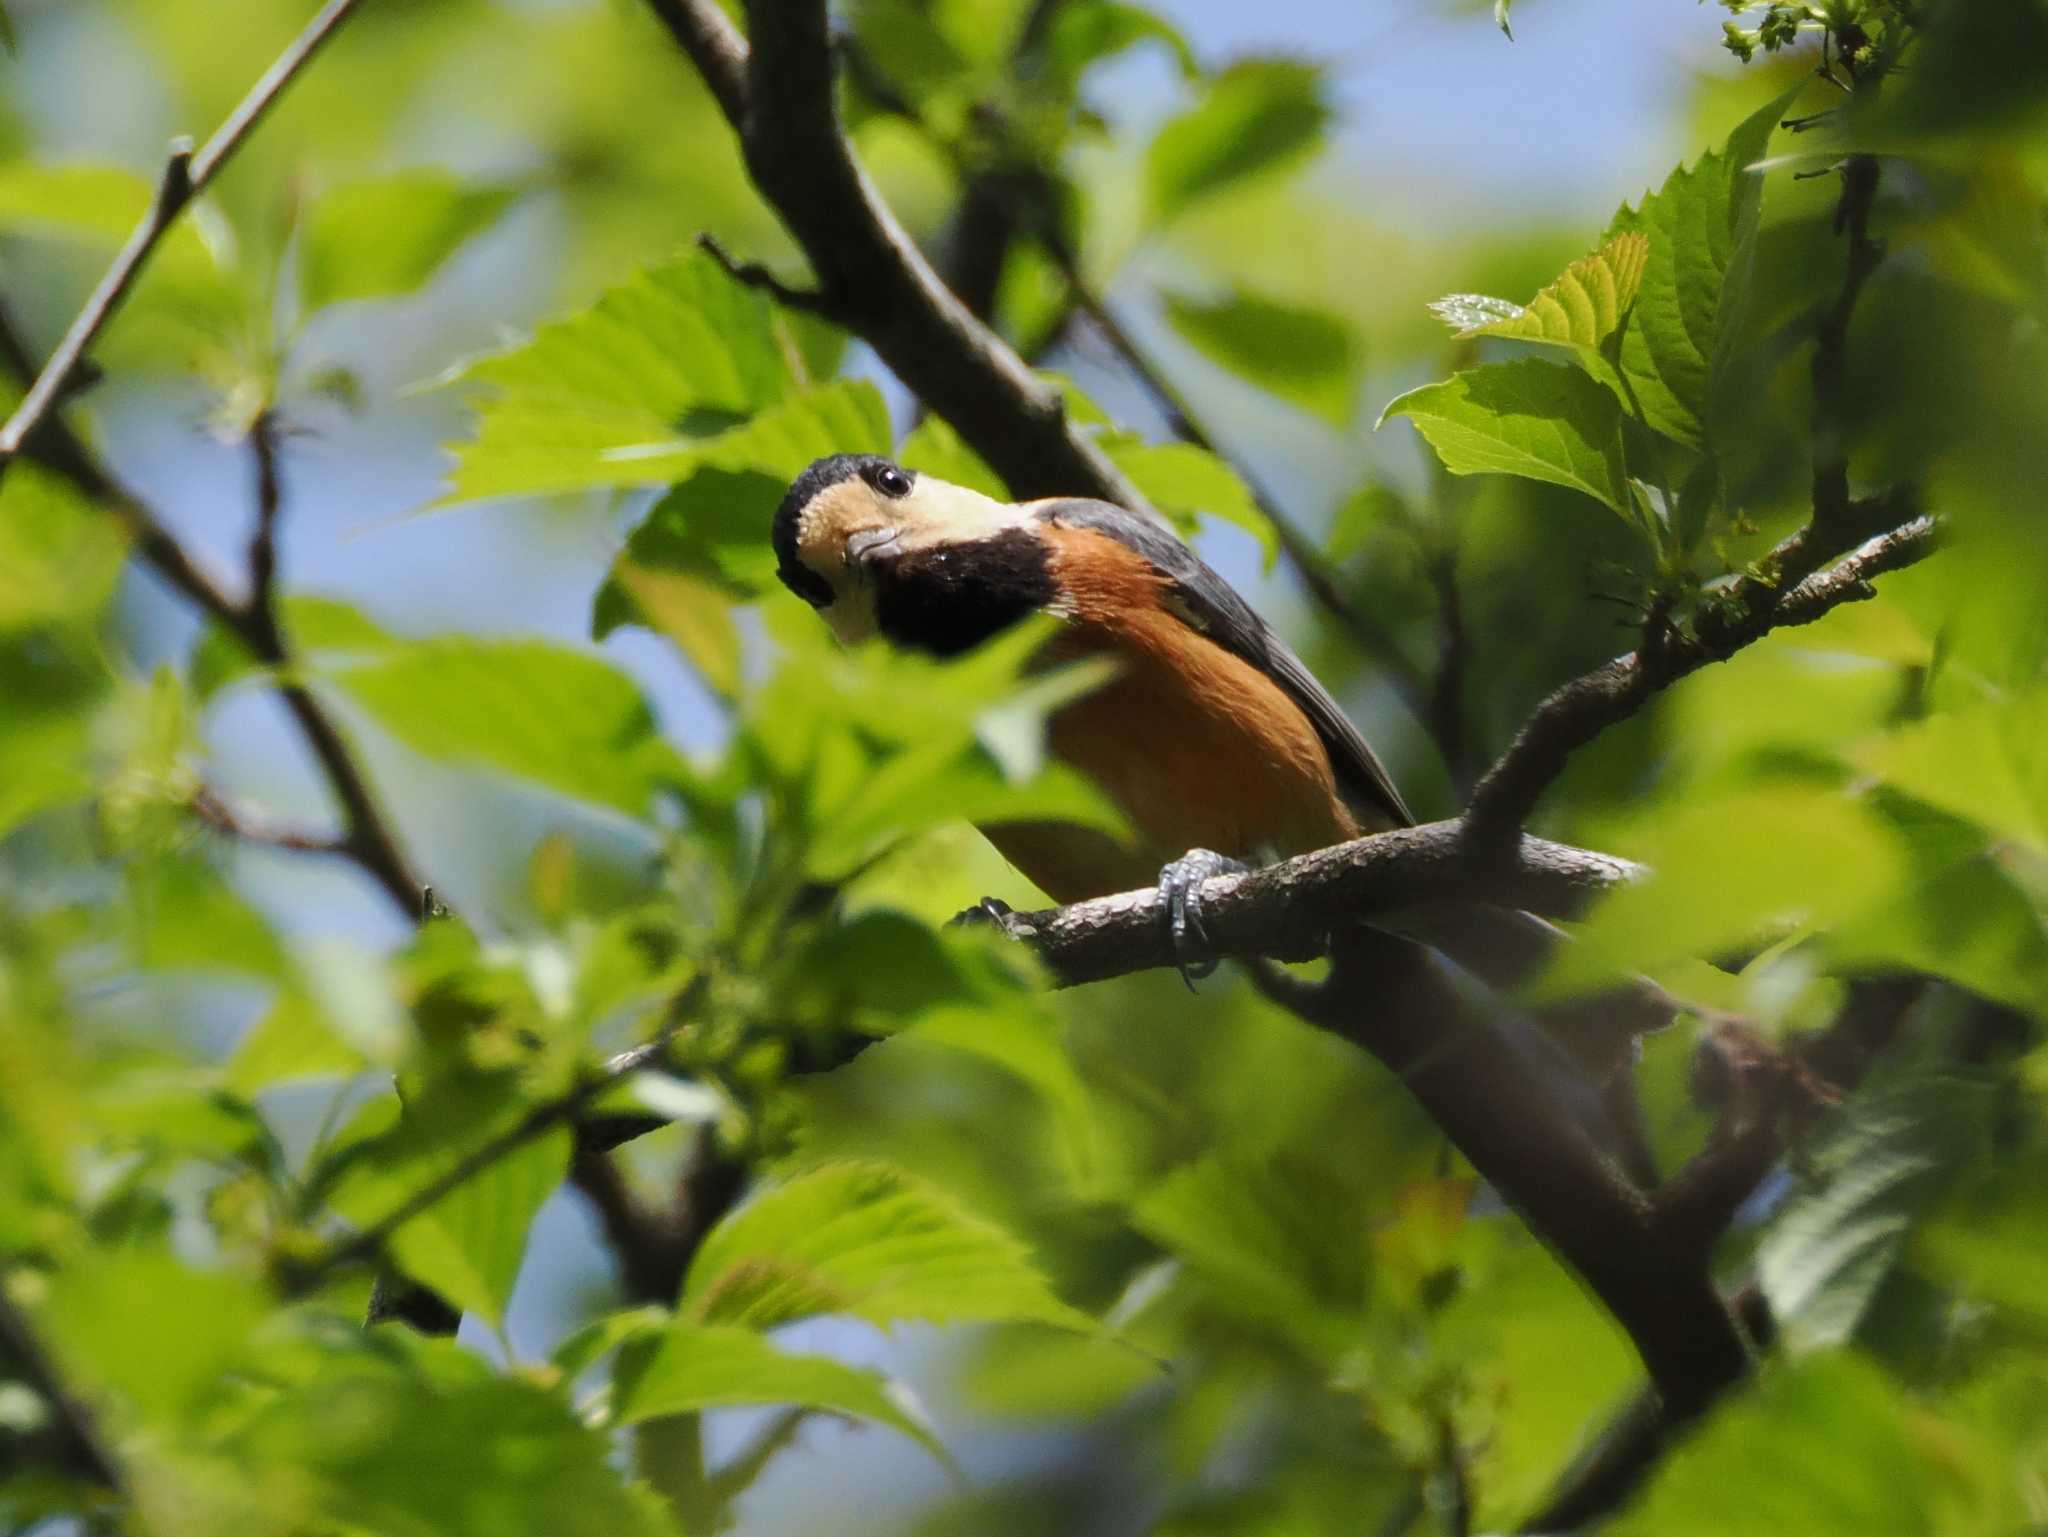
[977,526,1358,903]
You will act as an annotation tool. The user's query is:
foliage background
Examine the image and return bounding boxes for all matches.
[1,0,2044,1533]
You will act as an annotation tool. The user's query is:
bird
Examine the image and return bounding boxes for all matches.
[771,452,1415,982]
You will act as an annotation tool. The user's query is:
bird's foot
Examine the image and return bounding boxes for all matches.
[950,895,1029,938]
[1159,849,1251,990]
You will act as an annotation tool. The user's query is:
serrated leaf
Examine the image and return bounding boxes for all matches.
[682,1161,1094,1335]
[435,249,802,503]
[1603,87,1796,447]
[299,169,518,313]
[1378,357,1631,516]
[610,1321,949,1466]
[1147,59,1329,223]
[1757,1070,1994,1353]
[1433,232,1648,351]
[328,637,684,817]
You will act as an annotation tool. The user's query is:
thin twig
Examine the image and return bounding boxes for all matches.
[1462,512,1935,851]
[284,983,702,1296]
[191,785,352,857]
[695,233,837,317]
[0,0,373,471]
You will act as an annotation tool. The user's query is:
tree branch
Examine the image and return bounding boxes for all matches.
[0,0,371,473]
[643,0,1146,508]
[1463,512,1936,850]
[0,1290,127,1495]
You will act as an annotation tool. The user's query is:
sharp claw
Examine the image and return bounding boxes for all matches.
[1157,849,1249,989]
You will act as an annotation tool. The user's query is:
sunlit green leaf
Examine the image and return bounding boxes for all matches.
[683,1160,1094,1334]
[1147,60,1329,223]
[1602,87,1795,447]
[898,414,1007,498]
[611,1320,949,1465]
[1164,287,1361,425]
[1431,231,1648,375]
[0,464,127,632]
[329,637,684,817]
[1855,687,2048,857]
[1379,357,1632,517]
[1043,0,1197,98]
[299,169,518,312]
[190,594,396,706]
[226,988,367,1094]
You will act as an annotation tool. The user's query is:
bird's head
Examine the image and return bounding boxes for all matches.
[772,454,1032,644]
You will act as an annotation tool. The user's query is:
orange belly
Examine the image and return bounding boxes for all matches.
[977,526,1360,903]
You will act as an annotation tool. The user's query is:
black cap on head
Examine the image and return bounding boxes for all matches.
[772,454,910,608]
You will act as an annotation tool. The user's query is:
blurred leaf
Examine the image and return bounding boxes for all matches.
[1164,287,1361,425]
[43,1247,265,1425]
[1131,1153,1369,1357]
[329,637,684,817]
[379,1126,571,1329]
[1043,0,1197,98]
[683,1160,1094,1333]
[299,169,518,313]
[594,468,786,636]
[1825,849,2048,1019]
[1921,1145,2048,1321]
[608,564,742,698]
[1103,440,1276,563]
[1542,787,1911,997]
[0,161,217,278]
[1379,357,1632,518]
[226,988,367,1094]
[1603,86,1795,448]
[0,464,127,631]
[1495,0,1513,39]
[1758,1068,1994,1351]
[1612,1353,1932,1536]
[899,415,1007,498]
[229,1336,676,1537]
[611,1321,949,1464]
[1855,687,2048,856]
[1147,60,1329,224]
[129,854,290,979]
[0,4,13,54]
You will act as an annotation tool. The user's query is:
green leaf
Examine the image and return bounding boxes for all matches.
[604,564,743,699]
[0,464,128,632]
[682,1160,1094,1334]
[1539,787,1911,998]
[1131,1153,1370,1357]
[1431,231,1648,353]
[898,414,1007,499]
[1043,0,1197,98]
[1146,60,1329,223]
[1854,687,2048,857]
[380,1126,571,1329]
[1757,1069,1994,1351]
[1494,0,1513,39]
[0,4,14,54]
[225,988,367,1094]
[328,637,684,817]
[1602,87,1795,447]
[1164,287,1361,425]
[1613,1354,1932,1537]
[610,1321,949,1465]
[1103,440,1277,563]
[0,161,216,275]
[299,169,518,313]
[1378,357,1632,517]
[436,249,810,503]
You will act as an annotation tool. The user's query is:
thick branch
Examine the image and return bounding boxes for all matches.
[1003,822,1642,986]
[1463,513,1936,849]
[643,0,1144,508]
[0,0,371,470]
[0,1290,126,1495]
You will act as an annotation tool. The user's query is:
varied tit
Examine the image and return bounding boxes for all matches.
[773,452,1413,980]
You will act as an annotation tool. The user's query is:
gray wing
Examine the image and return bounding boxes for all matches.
[1034,498,1414,830]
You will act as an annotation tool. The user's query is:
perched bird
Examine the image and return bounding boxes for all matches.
[772,452,1415,979]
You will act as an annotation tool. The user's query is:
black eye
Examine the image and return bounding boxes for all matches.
[866,463,912,499]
